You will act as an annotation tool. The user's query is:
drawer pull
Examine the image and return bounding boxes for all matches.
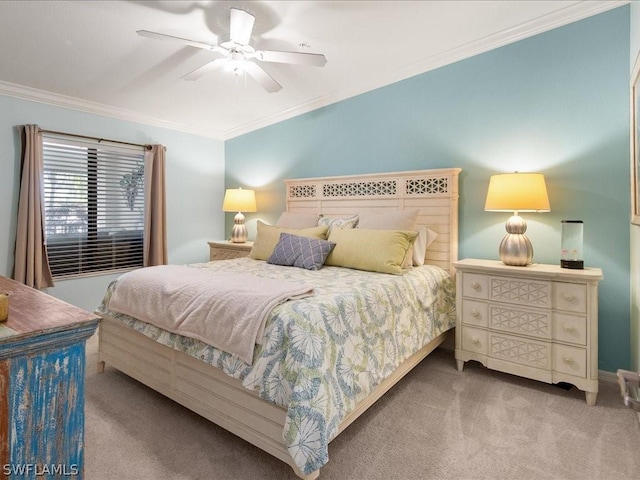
[470,309,479,317]
[562,292,575,302]
[471,336,480,345]
[562,323,575,332]
[471,281,480,290]
[562,355,574,365]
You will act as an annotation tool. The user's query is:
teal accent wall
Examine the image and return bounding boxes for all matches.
[226,6,631,372]
[630,2,640,373]
[0,95,225,311]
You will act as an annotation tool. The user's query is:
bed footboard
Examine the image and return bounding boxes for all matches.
[97,314,450,478]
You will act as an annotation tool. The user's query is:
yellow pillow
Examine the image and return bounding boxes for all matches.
[249,221,329,260]
[325,228,418,275]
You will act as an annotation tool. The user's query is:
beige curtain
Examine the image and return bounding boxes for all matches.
[143,145,168,266]
[14,125,55,288]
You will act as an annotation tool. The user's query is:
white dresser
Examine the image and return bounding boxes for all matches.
[454,258,603,405]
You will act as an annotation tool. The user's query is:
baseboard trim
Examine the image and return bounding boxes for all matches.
[599,369,618,384]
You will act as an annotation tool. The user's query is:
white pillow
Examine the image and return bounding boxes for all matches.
[357,209,419,230]
[413,227,439,266]
[276,212,320,229]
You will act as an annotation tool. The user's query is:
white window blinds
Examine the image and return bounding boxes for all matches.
[42,133,146,278]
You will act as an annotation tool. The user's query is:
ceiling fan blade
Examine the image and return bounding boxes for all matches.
[182,58,227,81]
[243,62,282,93]
[230,8,255,46]
[137,30,216,51]
[256,50,327,67]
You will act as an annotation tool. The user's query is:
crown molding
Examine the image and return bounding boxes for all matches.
[0,1,628,141]
[0,80,225,140]
[222,0,629,139]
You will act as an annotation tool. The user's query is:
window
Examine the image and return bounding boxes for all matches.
[42,133,145,278]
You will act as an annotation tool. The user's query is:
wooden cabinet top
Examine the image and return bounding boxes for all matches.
[0,276,98,344]
[208,241,253,250]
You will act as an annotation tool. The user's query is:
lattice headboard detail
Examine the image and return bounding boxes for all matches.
[285,168,461,276]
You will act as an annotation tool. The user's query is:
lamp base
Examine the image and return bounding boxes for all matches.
[499,233,533,266]
[230,212,248,243]
[499,214,533,266]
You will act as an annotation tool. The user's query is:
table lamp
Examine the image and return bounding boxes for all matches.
[223,188,257,243]
[484,172,550,266]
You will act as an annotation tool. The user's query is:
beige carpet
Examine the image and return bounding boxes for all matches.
[84,333,640,480]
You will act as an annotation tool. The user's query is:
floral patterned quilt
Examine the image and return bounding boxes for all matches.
[97,258,456,475]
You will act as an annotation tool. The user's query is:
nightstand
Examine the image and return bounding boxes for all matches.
[208,240,253,261]
[453,258,603,405]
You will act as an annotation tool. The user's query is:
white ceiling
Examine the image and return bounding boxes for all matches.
[0,1,627,140]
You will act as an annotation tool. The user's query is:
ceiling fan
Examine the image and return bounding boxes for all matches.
[137,7,327,93]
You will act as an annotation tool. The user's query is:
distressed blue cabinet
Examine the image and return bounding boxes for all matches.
[0,277,98,479]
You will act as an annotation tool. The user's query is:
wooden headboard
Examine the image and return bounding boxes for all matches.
[284,168,461,276]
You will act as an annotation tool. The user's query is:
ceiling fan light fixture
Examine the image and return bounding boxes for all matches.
[225,58,247,76]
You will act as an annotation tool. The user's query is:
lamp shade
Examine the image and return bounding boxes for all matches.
[222,188,257,213]
[484,173,550,212]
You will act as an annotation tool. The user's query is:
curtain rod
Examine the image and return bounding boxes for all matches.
[38,128,153,150]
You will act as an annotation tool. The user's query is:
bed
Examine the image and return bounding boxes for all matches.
[96,168,461,479]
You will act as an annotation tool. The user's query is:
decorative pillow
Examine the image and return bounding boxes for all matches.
[318,214,359,233]
[413,226,439,266]
[275,212,321,229]
[267,233,336,270]
[249,221,329,261]
[325,228,418,275]
[357,209,419,268]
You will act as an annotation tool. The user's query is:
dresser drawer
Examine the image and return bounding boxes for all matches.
[208,241,253,261]
[489,331,551,370]
[552,313,587,346]
[488,276,552,308]
[461,300,488,327]
[553,282,587,314]
[210,249,249,261]
[461,326,488,355]
[462,273,488,299]
[552,344,587,378]
[488,304,551,340]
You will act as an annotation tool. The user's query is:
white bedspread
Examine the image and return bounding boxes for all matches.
[108,264,313,364]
